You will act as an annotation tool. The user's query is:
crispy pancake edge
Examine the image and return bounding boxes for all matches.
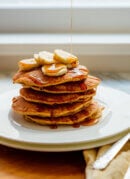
[12,96,93,117]
[24,101,102,125]
[20,87,96,105]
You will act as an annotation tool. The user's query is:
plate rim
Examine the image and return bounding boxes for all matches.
[0,129,129,151]
[0,86,130,150]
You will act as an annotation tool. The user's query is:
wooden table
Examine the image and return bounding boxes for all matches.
[0,145,85,179]
[0,72,130,178]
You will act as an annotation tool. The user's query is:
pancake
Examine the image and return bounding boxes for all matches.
[24,101,101,125]
[20,87,96,105]
[24,75,100,94]
[12,96,92,117]
[13,65,88,87]
[12,49,103,128]
[87,75,100,89]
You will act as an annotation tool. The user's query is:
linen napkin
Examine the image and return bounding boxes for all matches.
[83,141,130,179]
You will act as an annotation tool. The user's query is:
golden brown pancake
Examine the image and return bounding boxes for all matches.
[24,75,100,94]
[13,65,88,87]
[12,96,92,117]
[20,88,96,105]
[24,101,101,125]
[87,75,101,89]
[11,49,103,128]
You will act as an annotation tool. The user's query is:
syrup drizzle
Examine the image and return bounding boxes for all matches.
[49,117,100,129]
[70,0,73,53]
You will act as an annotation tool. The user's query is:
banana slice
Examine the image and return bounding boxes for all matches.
[36,51,55,65]
[67,60,79,68]
[18,58,39,71]
[54,49,78,67]
[34,53,39,60]
[42,63,67,76]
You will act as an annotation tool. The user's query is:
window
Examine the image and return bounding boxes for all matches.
[0,0,130,71]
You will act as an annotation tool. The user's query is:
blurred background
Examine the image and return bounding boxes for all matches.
[0,0,130,72]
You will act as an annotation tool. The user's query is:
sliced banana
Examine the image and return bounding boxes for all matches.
[36,51,55,65]
[42,63,67,76]
[67,60,79,68]
[34,53,39,61]
[54,49,78,66]
[18,58,39,71]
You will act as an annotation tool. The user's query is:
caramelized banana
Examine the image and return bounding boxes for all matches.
[34,54,39,60]
[36,51,55,65]
[67,60,79,68]
[42,63,67,76]
[54,49,78,67]
[18,58,39,71]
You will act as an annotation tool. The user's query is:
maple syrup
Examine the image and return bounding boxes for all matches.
[70,0,73,53]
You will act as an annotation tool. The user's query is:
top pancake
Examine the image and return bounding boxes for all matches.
[13,65,88,87]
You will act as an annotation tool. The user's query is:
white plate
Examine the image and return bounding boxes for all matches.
[0,86,130,151]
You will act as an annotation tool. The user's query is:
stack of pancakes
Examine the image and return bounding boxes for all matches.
[12,50,103,127]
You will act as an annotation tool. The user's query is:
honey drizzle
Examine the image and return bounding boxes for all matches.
[70,0,73,53]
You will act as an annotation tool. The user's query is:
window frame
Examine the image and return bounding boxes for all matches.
[0,1,130,33]
[0,0,130,71]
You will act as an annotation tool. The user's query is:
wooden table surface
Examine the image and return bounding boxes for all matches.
[0,72,130,179]
[0,145,85,179]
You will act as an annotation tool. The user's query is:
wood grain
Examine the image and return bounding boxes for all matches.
[0,145,85,179]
